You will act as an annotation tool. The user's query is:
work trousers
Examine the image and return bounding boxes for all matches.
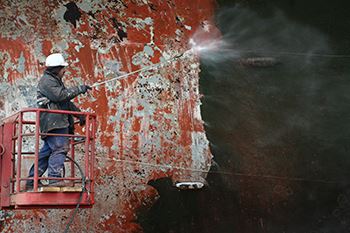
[27,128,69,185]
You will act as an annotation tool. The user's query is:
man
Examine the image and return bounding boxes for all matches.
[26,53,91,189]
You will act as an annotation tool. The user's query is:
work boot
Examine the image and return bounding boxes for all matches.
[48,180,74,187]
[25,181,44,191]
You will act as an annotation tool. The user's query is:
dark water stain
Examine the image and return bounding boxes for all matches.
[148,3,157,11]
[139,175,239,233]
[63,2,82,28]
[111,18,127,41]
[199,0,350,232]
[140,1,350,233]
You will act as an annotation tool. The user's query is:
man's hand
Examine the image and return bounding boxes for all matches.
[79,115,86,126]
[78,85,92,94]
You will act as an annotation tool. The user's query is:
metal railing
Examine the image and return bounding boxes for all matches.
[7,108,96,193]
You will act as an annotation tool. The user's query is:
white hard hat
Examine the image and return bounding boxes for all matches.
[45,53,68,67]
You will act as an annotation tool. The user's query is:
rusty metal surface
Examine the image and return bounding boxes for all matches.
[3,1,349,233]
[0,0,216,232]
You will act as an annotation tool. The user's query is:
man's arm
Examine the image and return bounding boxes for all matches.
[68,101,86,126]
[39,77,90,103]
[68,101,81,113]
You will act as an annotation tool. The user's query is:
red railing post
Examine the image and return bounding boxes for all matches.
[84,115,90,181]
[16,112,23,192]
[70,138,75,181]
[12,121,16,194]
[91,116,96,192]
[33,110,40,192]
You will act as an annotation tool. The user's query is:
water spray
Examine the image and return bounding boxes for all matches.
[89,36,220,88]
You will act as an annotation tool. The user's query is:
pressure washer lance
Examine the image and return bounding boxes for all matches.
[90,52,187,88]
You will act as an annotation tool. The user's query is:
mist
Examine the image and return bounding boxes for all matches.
[193,5,331,69]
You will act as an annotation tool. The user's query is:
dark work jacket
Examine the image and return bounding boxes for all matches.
[38,71,82,137]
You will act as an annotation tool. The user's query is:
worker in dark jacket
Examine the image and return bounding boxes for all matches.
[26,53,91,189]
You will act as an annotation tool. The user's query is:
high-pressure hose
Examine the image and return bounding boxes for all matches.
[63,155,86,233]
[91,51,188,88]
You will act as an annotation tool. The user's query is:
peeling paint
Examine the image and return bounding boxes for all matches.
[0,0,216,232]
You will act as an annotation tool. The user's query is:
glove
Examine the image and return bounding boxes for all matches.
[78,85,92,94]
[79,115,86,126]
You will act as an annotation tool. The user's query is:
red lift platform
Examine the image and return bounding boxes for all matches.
[0,108,96,209]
